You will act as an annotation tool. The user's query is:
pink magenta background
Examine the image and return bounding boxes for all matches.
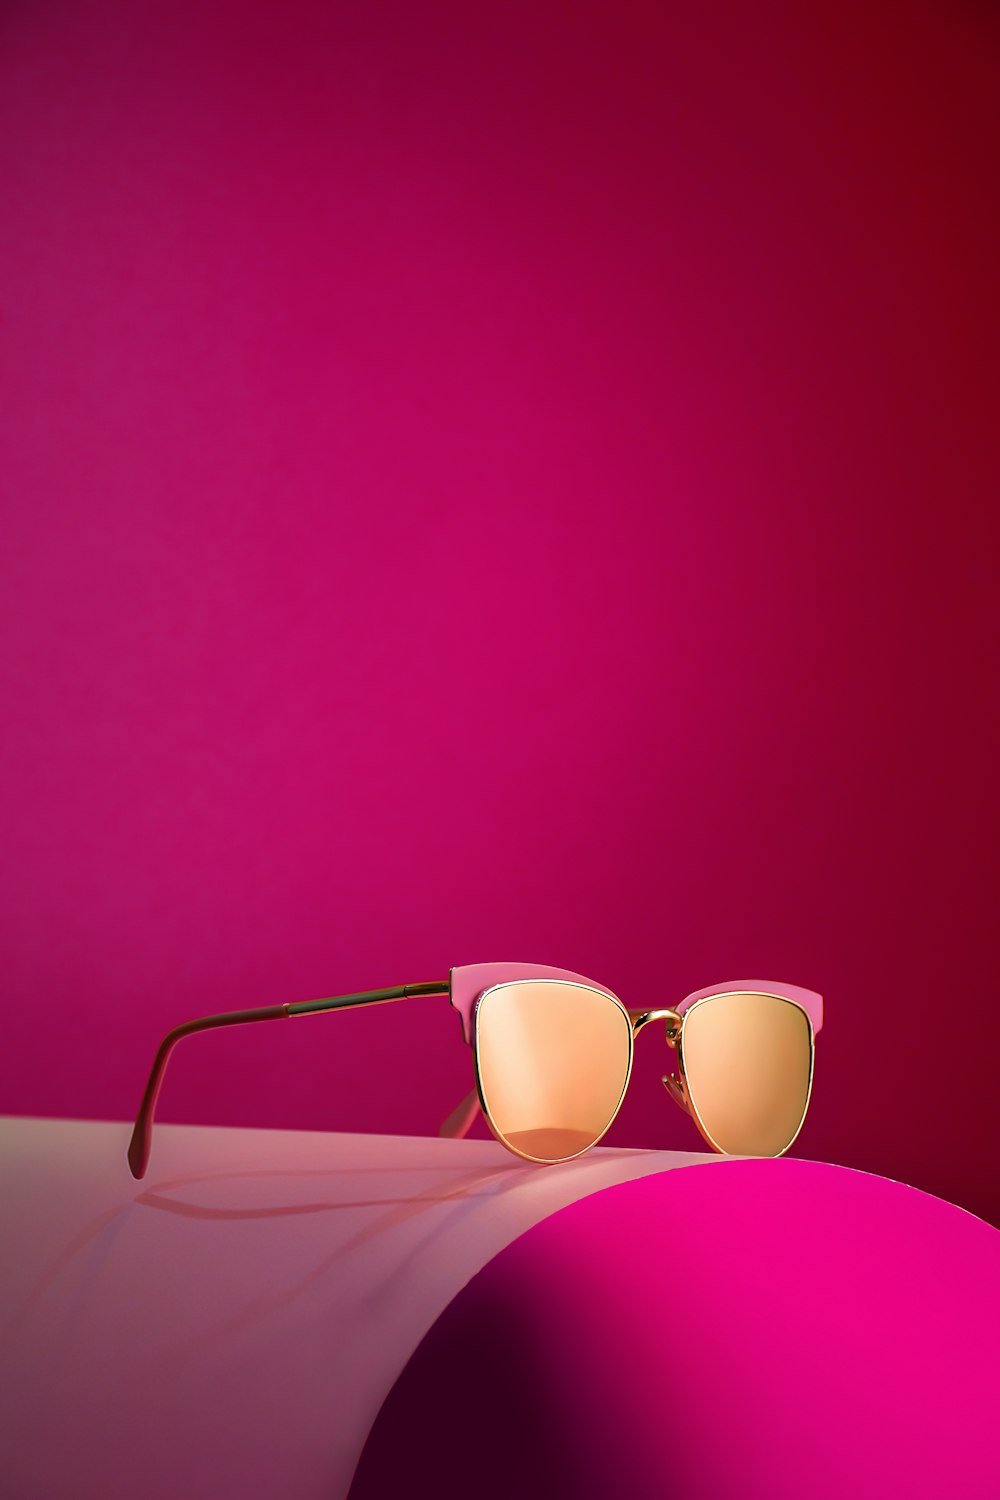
[1,3,998,1223]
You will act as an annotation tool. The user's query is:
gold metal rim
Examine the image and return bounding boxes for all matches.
[473,978,635,1166]
[677,991,816,1158]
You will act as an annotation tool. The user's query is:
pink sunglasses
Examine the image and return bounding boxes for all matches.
[128,961,822,1177]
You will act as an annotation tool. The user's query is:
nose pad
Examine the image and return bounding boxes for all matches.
[662,1073,690,1114]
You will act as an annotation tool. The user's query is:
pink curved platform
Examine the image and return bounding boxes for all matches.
[351,1158,1000,1500]
[0,1117,715,1499]
[2,1120,997,1499]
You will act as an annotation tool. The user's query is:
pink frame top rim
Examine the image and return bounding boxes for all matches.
[677,980,823,1033]
[449,964,823,1042]
[449,963,619,1044]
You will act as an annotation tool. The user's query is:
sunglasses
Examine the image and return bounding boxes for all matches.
[127,961,822,1178]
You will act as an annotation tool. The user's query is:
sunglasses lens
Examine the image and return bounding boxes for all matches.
[681,993,812,1156]
[476,981,632,1162]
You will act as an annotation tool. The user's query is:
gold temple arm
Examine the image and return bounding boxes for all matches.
[127,981,449,1179]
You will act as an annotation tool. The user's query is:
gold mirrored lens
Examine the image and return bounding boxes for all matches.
[681,992,813,1156]
[476,980,632,1162]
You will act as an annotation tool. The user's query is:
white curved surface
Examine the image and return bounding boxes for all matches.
[0,1117,716,1499]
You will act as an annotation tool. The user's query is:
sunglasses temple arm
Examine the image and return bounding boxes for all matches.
[438,1087,482,1140]
[126,981,449,1181]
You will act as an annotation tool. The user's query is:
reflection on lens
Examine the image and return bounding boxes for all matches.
[476,980,632,1162]
[681,993,813,1156]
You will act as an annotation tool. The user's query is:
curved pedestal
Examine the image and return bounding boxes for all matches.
[350,1158,1000,1499]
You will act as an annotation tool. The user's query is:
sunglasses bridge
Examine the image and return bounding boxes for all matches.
[628,1007,689,1115]
[628,1007,683,1043]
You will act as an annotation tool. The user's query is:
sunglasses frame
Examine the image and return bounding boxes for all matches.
[463,968,820,1164]
[126,960,823,1178]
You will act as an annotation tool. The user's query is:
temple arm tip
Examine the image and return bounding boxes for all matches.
[439,1087,482,1140]
[127,1128,149,1180]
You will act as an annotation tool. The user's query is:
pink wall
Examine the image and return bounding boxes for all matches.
[2,2,998,1223]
